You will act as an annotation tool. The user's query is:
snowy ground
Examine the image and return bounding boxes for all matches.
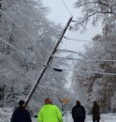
[0,108,116,122]
[33,112,116,122]
[63,112,116,122]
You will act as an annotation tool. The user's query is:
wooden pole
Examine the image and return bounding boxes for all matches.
[25,16,73,106]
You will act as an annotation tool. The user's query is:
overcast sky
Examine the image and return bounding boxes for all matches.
[43,0,102,53]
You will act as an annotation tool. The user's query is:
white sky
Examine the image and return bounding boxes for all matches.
[43,0,102,53]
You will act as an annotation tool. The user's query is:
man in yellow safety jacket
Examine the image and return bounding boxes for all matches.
[37,98,63,122]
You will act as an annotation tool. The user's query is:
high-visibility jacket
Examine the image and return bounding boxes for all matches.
[37,104,63,122]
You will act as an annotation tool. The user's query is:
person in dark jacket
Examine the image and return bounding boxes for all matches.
[92,101,100,122]
[72,101,86,122]
[11,100,32,122]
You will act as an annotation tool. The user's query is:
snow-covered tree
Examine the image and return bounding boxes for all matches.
[72,0,116,113]
[74,0,116,30]
[0,0,69,113]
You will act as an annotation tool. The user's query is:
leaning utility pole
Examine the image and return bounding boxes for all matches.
[25,16,73,106]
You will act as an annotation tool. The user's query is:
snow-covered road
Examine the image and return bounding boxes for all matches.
[63,112,116,122]
[0,108,116,122]
[33,112,116,122]
[63,114,116,122]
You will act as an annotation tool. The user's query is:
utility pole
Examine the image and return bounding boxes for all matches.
[25,16,73,106]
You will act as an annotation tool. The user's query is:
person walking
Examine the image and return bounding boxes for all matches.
[72,100,86,122]
[37,98,63,122]
[92,101,100,122]
[11,100,32,122]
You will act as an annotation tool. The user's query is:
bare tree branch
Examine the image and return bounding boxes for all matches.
[77,1,114,13]
[77,11,116,25]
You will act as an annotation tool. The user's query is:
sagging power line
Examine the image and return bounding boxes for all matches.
[64,36,116,44]
[57,49,87,57]
[48,64,116,76]
[77,71,116,76]
[53,55,116,62]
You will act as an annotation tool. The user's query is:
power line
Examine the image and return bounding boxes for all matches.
[57,49,87,57]
[49,65,116,76]
[90,71,116,76]
[53,56,83,61]
[76,71,116,76]
[0,9,51,55]
[60,0,73,16]
[53,55,116,62]
[64,36,91,42]
[64,36,116,44]
[73,72,116,77]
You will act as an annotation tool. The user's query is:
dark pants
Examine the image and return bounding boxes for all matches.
[93,119,100,122]
[74,118,85,122]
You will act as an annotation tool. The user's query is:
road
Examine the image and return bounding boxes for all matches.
[33,112,116,122]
